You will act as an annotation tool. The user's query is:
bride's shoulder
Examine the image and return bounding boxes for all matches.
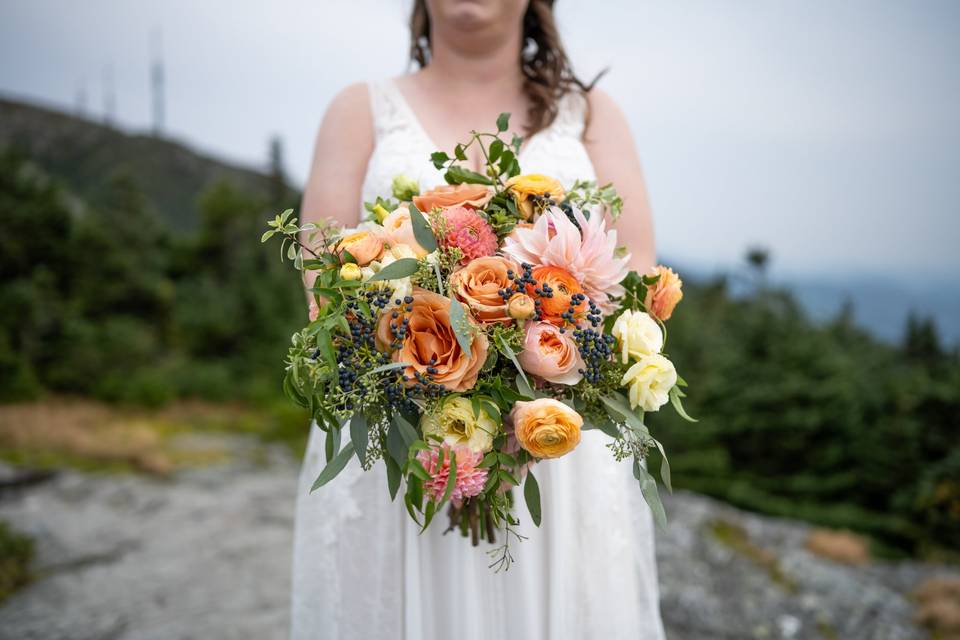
[321,83,372,128]
[313,83,374,155]
[583,87,633,144]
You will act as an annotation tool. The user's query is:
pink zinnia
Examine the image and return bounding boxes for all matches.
[417,444,488,506]
[439,206,498,264]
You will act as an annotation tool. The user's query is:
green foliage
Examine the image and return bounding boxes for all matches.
[0,150,304,406]
[653,273,960,555]
[0,520,33,603]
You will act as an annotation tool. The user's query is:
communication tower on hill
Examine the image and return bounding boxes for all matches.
[151,28,165,136]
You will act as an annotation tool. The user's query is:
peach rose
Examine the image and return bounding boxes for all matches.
[449,256,519,325]
[381,206,429,258]
[510,398,582,459]
[376,288,488,392]
[413,184,493,212]
[644,265,683,321]
[336,230,384,266]
[518,322,585,385]
[505,174,565,219]
[527,265,586,326]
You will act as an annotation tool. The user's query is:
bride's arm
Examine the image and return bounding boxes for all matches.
[300,83,375,307]
[583,89,656,273]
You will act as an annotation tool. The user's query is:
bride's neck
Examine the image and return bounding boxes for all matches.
[421,29,524,95]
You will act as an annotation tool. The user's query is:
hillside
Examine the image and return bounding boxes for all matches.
[0,96,284,231]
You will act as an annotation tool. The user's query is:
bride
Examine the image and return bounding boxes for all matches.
[291,1,662,638]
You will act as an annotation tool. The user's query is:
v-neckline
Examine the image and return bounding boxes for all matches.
[388,79,543,166]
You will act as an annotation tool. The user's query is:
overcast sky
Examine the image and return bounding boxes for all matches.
[2,0,958,279]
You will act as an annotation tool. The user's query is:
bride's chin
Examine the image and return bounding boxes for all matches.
[431,0,515,33]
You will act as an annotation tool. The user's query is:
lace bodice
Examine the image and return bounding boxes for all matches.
[360,79,597,220]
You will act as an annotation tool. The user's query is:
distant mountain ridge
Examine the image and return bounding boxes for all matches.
[0,96,282,231]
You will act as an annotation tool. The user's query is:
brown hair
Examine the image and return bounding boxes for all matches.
[409,0,603,135]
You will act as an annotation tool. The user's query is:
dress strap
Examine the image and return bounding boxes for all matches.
[367,80,414,143]
[549,90,589,141]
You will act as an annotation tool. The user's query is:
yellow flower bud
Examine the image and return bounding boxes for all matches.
[372,204,391,224]
[507,293,536,321]
[340,263,363,281]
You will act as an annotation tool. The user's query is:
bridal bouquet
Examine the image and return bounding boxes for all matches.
[263,113,696,569]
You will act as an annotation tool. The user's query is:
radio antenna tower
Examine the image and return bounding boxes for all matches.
[102,65,116,125]
[150,28,165,136]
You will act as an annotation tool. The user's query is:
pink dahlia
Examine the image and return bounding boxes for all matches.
[439,206,498,264]
[502,205,631,314]
[417,444,488,506]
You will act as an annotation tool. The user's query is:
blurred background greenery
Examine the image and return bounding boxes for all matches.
[1,96,956,566]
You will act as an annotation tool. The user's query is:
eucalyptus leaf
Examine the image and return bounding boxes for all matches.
[366,362,411,376]
[653,438,673,493]
[524,470,542,527]
[449,297,475,355]
[601,393,648,434]
[386,418,408,465]
[311,441,355,492]
[670,386,698,422]
[349,413,368,463]
[393,413,419,448]
[634,458,667,530]
[385,455,402,500]
[409,202,439,252]
[368,258,420,282]
[497,334,531,394]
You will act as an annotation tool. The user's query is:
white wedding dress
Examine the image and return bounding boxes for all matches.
[290,79,666,640]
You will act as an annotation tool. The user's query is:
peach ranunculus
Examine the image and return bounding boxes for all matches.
[449,256,519,324]
[518,322,585,386]
[505,174,565,220]
[644,265,684,321]
[376,288,488,392]
[381,205,429,258]
[510,398,582,459]
[527,265,586,326]
[413,184,493,212]
[335,230,384,266]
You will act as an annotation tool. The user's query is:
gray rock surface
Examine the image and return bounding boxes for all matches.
[0,440,952,640]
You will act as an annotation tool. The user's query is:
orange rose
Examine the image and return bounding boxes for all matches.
[510,398,582,459]
[527,265,586,326]
[381,206,429,257]
[644,265,683,321]
[376,288,488,392]
[505,174,565,219]
[336,230,384,266]
[449,256,519,325]
[413,184,493,212]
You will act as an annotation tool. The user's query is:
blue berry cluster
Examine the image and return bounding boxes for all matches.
[574,299,615,384]
[558,293,587,333]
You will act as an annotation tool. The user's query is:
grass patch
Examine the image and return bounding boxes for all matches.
[0,398,309,475]
[0,520,33,603]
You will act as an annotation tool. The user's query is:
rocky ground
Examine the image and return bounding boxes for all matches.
[0,435,954,640]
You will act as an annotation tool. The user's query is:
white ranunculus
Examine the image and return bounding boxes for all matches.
[363,250,413,308]
[621,353,677,412]
[611,309,663,363]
